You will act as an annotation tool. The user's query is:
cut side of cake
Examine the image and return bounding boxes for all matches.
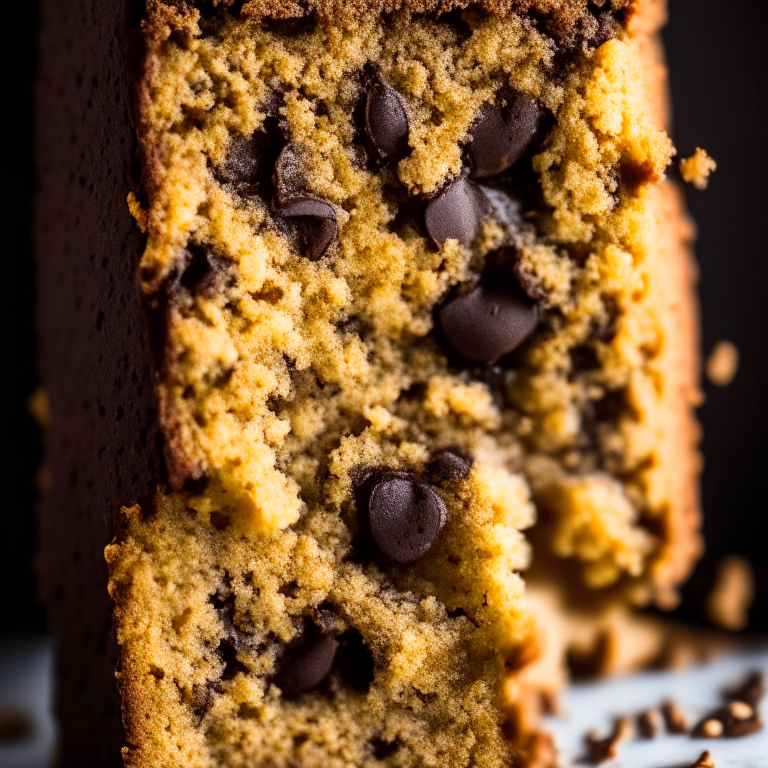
[37,1,701,766]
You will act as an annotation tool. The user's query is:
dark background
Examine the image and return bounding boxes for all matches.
[2,0,765,634]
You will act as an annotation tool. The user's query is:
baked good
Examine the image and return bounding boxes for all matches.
[36,0,702,765]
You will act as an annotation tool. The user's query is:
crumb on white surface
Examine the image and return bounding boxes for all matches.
[706,555,754,631]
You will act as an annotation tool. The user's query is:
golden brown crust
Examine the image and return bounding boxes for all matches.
[631,0,702,602]
[156,0,634,46]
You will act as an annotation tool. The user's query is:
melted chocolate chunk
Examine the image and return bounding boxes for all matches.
[216,132,262,185]
[273,143,339,259]
[216,116,284,190]
[277,625,340,693]
[428,450,472,483]
[468,93,543,179]
[438,281,539,364]
[424,174,488,248]
[363,471,446,564]
[365,74,409,161]
[273,142,306,203]
[277,197,338,261]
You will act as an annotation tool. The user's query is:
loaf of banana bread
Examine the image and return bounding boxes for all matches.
[36,1,701,765]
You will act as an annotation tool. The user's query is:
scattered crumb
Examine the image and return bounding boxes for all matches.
[705,341,739,387]
[584,716,633,763]
[680,147,717,189]
[523,731,558,768]
[694,706,762,738]
[688,750,715,768]
[706,555,754,630]
[662,698,688,734]
[0,707,33,743]
[637,707,662,738]
[693,670,764,738]
[27,386,50,427]
[126,190,148,233]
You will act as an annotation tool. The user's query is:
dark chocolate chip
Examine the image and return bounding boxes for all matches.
[365,472,446,564]
[277,630,339,693]
[468,93,543,179]
[424,174,488,248]
[428,450,472,483]
[365,74,409,161]
[216,132,261,185]
[273,142,307,203]
[277,197,338,261]
[438,282,539,364]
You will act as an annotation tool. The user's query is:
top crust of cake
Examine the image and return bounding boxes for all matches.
[149,0,634,47]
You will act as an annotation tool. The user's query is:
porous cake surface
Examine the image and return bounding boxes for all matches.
[102,1,701,766]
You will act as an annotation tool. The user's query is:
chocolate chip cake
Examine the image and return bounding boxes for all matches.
[36,0,702,765]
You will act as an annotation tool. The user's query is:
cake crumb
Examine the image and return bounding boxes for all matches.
[637,707,662,738]
[680,148,717,189]
[126,191,148,233]
[27,387,50,427]
[705,341,739,386]
[523,731,558,768]
[662,698,688,734]
[584,716,633,763]
[706,555,754,630]
[688,751,715,768]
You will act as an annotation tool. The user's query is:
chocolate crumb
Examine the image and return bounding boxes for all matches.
[694,704,762,739]
[693,669,765,739]
[662,698,688,734]
[726,671,765,709]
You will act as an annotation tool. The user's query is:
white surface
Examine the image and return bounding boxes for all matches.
[546,648,768,767]
[0,637,766,767]
[0,636,56,768]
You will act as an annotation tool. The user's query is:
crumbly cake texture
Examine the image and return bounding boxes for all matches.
[102,0,701,765]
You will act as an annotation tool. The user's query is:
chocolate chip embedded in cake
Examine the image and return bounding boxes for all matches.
[361,470,447,563]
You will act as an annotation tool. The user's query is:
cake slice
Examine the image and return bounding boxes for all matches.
[37,1,701,766]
